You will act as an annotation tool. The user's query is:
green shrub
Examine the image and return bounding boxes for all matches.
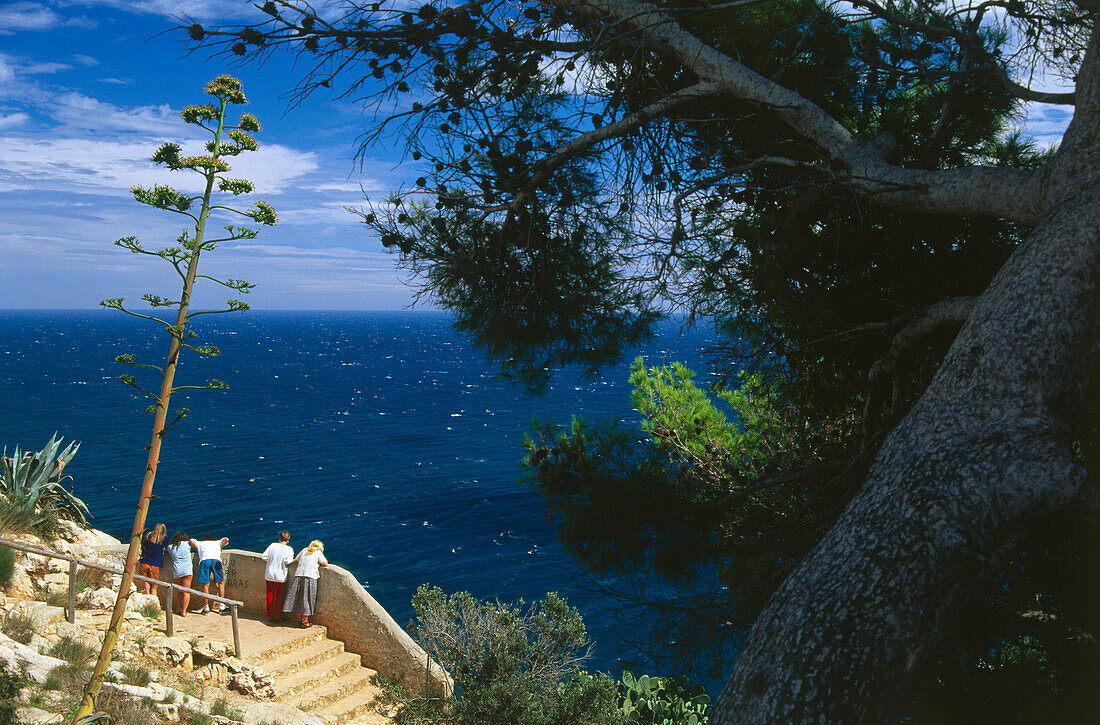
[137,601,161,621]
[180,675,205,701]
[0,545,14,589]
[44,634,97,694]
[97,686,159,725]
[1,611,36,645]
[619,670,710,725]
[50,635,97,665]
[121,662,152,687]
[397,585,624,725]
[47,589,69,608]
[209,697,244,720]
[0,660,28,723]
[0,491,37,536]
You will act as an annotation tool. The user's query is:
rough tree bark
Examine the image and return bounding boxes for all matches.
[712,18,1100,724]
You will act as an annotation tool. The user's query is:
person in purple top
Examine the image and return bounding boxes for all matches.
[138,523,166,596]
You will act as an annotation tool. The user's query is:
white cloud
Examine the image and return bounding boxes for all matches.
[68,0,268,22]
[313,181,385,195]
[0,113,30,130]
[0,2,63,31]
[48,92,183,135]
[0,136,179,194]
[23,62,71,75]
[229,144,321,195]
[0,2,95,33]
[74,54,99,66]
[1017,103,1072,150]
[0,135,321,197]
[277,202,365,227]
[229,243,373,260]
[0,57,14,84]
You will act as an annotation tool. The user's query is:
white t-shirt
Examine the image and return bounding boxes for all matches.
[262,542,295,582]
[194,539,223,562]
[294,550,328,579]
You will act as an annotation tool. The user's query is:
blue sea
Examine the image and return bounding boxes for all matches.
[0,310,715,677]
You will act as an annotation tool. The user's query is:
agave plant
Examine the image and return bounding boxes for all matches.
[0,433,89,527]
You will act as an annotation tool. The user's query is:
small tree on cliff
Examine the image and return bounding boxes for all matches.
[74,75,276,720]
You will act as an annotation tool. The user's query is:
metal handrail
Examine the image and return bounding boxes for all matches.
[0,536,243,656]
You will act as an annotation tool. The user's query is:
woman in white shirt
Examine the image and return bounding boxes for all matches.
[282,539,328,628]
[165,531,194,616]
[261,531,295,621]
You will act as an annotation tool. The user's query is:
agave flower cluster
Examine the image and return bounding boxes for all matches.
[103,74,276,417]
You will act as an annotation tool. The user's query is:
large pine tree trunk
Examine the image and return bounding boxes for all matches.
[712,23,1100,725]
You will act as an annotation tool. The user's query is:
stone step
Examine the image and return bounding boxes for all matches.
[312,683,389,725]
[276,650,363,700]
[264,638,346,680]
[248,625,328,664]
[8,601,66,626]
[296,666,378,713]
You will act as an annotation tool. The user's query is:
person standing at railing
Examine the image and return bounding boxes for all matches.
[261,531,294,622]
[283,539,327,628]
[190,533,229,614]
[165,530,194,616]
[138,523,167,603]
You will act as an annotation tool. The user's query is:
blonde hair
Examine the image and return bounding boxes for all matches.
[305,540,324,555]
[145,523,166,545]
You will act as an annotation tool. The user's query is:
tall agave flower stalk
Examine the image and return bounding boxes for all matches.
[74,75,276,720]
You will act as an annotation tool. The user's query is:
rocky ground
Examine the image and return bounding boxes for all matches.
[0,523,328,725]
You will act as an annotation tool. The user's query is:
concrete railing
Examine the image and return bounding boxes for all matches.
[220,549,449,695]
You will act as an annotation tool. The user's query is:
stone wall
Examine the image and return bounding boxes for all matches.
[222,549,448,695]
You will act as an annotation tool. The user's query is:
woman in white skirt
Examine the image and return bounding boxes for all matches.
[282,539,328,627]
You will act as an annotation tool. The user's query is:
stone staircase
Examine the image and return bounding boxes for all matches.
[249,624,391,724]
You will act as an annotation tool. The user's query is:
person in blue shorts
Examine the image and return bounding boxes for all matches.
[190,533,229,614]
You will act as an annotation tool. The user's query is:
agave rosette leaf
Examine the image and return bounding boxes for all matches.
[0,434,89,526]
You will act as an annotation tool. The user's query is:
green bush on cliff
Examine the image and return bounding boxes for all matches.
[380,586,712,725]
[394,585,623,725]
[0,660,28,723]
[0,545,13,589]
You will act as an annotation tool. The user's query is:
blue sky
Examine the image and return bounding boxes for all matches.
[0,0,417,311]
[0,1,1075,311]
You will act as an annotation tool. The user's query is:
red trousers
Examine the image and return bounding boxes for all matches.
[266,580,285,620]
